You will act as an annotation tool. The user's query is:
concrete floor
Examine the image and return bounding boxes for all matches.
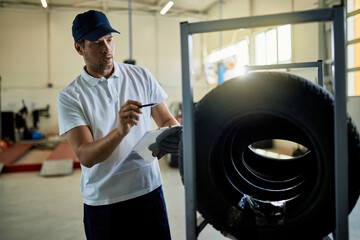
[0,157,359,240]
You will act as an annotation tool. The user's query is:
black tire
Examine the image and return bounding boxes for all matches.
[179,72,360,240]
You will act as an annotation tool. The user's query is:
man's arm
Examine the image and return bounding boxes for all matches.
[151,102,179,128]
[66,100,143,168]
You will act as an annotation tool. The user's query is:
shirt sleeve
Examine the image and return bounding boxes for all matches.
[57,91,88,137]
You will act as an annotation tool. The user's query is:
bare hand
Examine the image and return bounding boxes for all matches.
[118,100,142,136]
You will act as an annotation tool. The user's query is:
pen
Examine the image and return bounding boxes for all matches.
[140,103,156,108]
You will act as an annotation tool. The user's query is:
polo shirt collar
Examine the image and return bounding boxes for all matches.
[81,63,120,87]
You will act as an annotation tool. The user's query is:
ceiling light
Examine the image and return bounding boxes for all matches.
[160,1,174,15]
[41,0,47,8]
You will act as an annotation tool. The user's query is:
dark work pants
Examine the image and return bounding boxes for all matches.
[83,186,171,240]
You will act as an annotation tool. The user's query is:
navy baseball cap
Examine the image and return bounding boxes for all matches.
[72,10,120,42]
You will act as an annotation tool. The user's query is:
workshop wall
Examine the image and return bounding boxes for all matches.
[0,8,202,138]
[155,16,206,105]
[0,0,358,139]
[205,0,319,82]
[202,0,360,129]
[0,10,59,139]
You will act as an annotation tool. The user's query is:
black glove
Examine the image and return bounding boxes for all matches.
[148,126,182,159]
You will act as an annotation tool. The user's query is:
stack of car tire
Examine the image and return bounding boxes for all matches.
[178,72,360,240]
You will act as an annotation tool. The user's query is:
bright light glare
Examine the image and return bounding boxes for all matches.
[266,29,277,64]
[347,0,354,12]
[348,72,355,96]
[348,16,355,40]
[205,40,249,80]
[278,25,291,63]
[41,0,47,8]
[255,33,265,65]
[348,44,355,68]
[160,1,174,15]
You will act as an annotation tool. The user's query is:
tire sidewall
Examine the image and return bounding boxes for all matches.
[193,72,343,239]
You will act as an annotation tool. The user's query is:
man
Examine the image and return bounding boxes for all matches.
[57,10,179,240]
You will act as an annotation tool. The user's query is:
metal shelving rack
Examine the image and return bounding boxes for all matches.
[180,5,348,240]
[244,60,324,87]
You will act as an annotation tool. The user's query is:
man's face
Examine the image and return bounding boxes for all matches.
[81,34,115,76]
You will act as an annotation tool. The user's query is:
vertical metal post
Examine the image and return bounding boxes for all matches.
[332,5,349,240]
[219,0,223,48]
[0,75,2,141]
[318,0,327,62]
[218,0,224,85]
[47,9,51,87]
[318,60,324,87]
[180,22,197,240]
[128,0,133,60]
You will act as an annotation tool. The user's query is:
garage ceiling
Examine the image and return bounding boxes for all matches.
[0,0,219,16]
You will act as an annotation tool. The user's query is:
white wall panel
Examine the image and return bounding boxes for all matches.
[0,8,203,135]
[0,11,48,88]
[0,0,350,137]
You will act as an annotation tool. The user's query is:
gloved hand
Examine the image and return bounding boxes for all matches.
[148,126,182,159]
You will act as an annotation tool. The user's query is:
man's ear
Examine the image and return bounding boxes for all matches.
[74,42,84,56]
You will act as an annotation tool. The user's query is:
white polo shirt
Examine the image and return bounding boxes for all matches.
[57,62,167,206]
